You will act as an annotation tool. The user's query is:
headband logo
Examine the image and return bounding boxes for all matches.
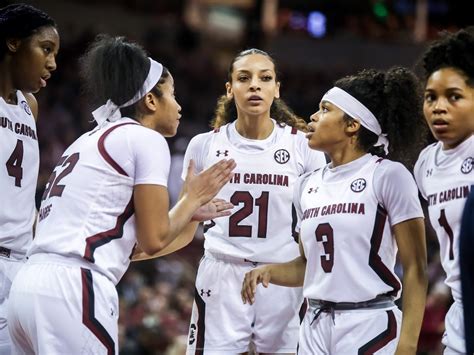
[351,178,366,192]
[461,157,473,174]
[274,149,290,164]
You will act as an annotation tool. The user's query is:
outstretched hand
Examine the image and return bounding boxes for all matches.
[192,198,234,222]
[241,266,272,305]
[183,159,236,206]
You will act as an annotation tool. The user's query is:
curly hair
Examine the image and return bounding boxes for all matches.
[422,26,474,86]
[334,67,427,168]
[0,3,56,60]
[211,48,308,132]
[79,34,170,119]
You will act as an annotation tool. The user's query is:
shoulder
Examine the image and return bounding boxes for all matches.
[414,143,437,169]
[413,142,438,182]
[186,129,216,152]
[22,92,38,121]
[375,159,415,186]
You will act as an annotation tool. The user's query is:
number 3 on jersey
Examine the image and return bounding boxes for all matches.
[41,153,80,201]
[229,191,269,238]
[315,223,334,273]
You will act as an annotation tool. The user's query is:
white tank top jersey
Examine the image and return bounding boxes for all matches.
[295,154,423,303]
[182,121,326,263]
[0,91,39,255]
[29,117,170,285]
[414,136,473,302]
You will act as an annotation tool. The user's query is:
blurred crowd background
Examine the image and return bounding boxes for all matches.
[8,0,473,353]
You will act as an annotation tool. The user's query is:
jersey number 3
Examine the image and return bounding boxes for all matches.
[315,223,334,273]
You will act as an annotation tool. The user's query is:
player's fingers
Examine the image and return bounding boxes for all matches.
[215,211,232,218]
[185,159,196,180]
[217,202,234,212]
[241,273,252,304]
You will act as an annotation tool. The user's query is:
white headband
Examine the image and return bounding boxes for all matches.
[322,87,389,154]
[92,58,164,126]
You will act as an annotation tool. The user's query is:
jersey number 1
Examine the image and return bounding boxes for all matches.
[438,209,454,260]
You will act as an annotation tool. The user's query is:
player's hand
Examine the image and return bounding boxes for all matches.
[184,159,236,206]
[191,198,234,222]
[241,266,272,305]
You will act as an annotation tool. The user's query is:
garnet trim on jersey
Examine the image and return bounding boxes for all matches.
[368,204,401,297]
[358,310,397,354]
[83,196,134,263]
[81,268,115,355]
[193,287,206,354]
[97,122,139,176]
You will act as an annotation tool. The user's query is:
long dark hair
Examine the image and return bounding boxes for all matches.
[334,67,427,168]
[211,48,308,131]
[79,34,170,119]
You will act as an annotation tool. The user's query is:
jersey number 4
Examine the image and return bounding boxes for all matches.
[229,191,269,238]
[6,139,24,187]
[41,153,80,201]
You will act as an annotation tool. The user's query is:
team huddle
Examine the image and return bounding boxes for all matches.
[1,3,473,355]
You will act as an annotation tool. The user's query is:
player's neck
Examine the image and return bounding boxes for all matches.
[0,63,16,103]
[235,116,274,140]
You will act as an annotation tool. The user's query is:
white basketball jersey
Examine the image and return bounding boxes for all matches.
[298,156,401,302]
[0,92,39,255]
[29,120,141,285]
[203,124,304,263]
[414,136,473,302]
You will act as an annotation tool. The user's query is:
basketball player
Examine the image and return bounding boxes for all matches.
[414,27,474,354]
[7,35,235,354]
[182,49,326,354]
[460,187,474,354]
[242,67,428,354]
[0,4,59,354]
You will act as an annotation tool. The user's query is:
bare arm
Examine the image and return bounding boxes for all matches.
[393,217,428,355]
[241,234,307,304]
[133,159,235,256]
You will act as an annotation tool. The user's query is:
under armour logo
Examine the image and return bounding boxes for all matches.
[426,169,433,177]
[200,289,211,297]
[461,157,473,174]
[188,324,196,345]
[216,150,229,157]
[307,187,319,194]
